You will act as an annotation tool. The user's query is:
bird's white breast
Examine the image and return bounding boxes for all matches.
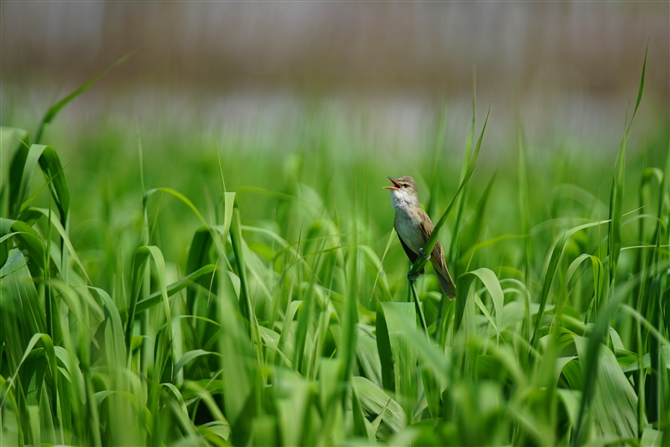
[390,189,413,210]
[390,190,425,253]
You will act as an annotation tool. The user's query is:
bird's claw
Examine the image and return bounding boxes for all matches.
[419,247,431,260]
[407,271,420,282]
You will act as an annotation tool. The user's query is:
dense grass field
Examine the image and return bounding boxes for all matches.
[2,56,669,446]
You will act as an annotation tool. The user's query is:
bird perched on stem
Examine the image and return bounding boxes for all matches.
[384,176,456,298]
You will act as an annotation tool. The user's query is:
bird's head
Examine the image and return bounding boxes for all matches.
[384,176,420,206]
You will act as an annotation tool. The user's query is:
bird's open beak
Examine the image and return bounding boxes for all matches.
[383,176,401,190]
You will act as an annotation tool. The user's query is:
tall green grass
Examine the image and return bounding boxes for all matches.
[1,50,669,446]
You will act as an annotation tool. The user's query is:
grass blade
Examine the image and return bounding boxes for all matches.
[409,102,490,279]
[34,51,138,144]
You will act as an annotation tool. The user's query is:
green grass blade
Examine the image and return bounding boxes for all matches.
[230,200,253,323]
[454,267,504,337]
[34,50,138,144]
[609,43,647,285]
[627,44,648,138]
[173,349,220,379]
[457,173,496,267]
[2,127,30,217]
[293,280,316,374]
[379,302,419,424]
[646,277,662,424]
[25,207,89,283]
[0,219,47,272]
[184,226,219,315]
[516,115,532,285]
[426,102,448,218]
[450,71,478,269]
[529,219,610,352]
[353,376,406,436]
[123,245,171,358]
[217,267,262,446]
[9,145,69,224]
[572,278,640,446]
[144,187,208,226]
[133,264,217,315]
[409,102,491,279]
[376,302,395,392]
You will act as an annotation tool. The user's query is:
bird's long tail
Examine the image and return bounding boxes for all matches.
[432,258,456,299]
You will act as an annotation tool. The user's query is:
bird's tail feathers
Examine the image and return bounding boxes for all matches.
[432,259,456,299]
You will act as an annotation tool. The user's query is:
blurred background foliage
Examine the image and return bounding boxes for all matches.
[1,2,670,447]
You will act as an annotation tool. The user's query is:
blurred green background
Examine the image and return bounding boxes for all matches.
[1,3,670,447]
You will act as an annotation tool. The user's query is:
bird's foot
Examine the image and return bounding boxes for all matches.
[418,247,431,260]
[407,271,420,282]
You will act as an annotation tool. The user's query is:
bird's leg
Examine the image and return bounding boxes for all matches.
[408,248,429,282]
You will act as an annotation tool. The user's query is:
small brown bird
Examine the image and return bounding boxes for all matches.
[384,176,456,298]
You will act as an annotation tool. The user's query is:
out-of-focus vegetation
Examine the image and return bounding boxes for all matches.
[1,51,669,446]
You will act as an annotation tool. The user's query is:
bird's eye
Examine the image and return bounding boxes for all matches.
[402,183,408,188]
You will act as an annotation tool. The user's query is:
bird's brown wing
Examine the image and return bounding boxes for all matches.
[419,210,457,299]
[395,228,425,274]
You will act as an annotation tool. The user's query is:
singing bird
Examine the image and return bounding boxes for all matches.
[384,176,456,298]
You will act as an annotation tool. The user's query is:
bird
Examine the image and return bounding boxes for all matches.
[384,175,456,299]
